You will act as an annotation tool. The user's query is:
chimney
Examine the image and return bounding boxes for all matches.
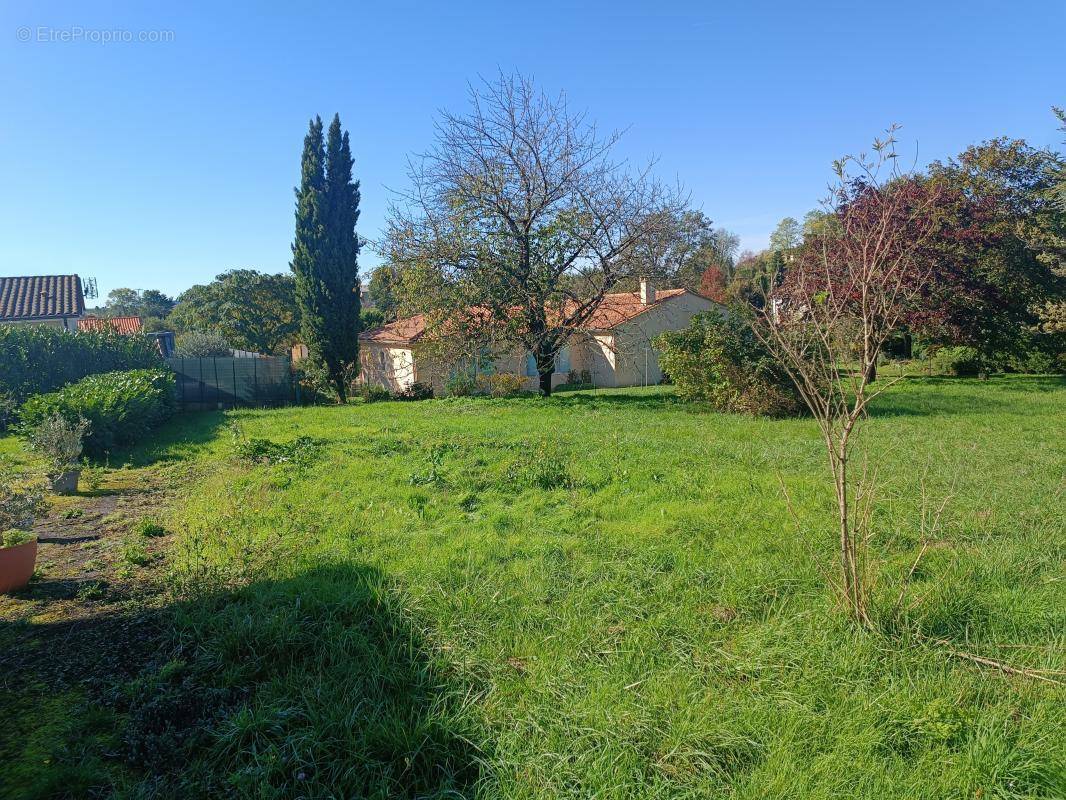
[639,276,656,305]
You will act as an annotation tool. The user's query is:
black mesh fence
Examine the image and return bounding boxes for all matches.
[166,357,293,410]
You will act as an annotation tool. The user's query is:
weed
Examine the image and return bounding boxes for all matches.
[135,518,167,538]
[122,539,152,566]
[506,448,576,490]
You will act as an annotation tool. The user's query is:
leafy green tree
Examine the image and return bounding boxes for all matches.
[291,114,362,402]
[367,264,400,321]
[104,288,142,316]
[103,288,174,318]
[169,270,299,353]
[769,217,801,252]
[139,289,176,319]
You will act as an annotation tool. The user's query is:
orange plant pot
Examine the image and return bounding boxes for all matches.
[0,539,37,594]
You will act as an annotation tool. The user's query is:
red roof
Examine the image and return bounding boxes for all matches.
[0,275,84,321]
[361,287,692,345]
[78,315,144,334]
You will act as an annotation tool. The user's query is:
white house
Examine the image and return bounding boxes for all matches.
[359,278,720,392]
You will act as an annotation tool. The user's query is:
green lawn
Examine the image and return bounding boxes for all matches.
[6,377,1066,798]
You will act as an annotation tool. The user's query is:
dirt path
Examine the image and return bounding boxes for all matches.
[0,466,177,693]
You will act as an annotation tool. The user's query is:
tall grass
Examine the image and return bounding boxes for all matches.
[16,377,1066,797]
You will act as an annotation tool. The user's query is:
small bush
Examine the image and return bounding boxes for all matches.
[656,311,803,416]
[27,413,89,478]
[20,370,176,458]
[0,482,44,533]
[931,346,983,377]
[359,383,392,403]
[173,331,232,358]
[477,372,527,398]
[445,372,478,397]
[395,381,434,401]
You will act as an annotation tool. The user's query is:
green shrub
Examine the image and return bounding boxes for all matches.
[360,383,393,403]
[0,325,162,405]
[20,370,176,458]
[445,372,477,397]
[0,482,44,533]
[27,413,89,478]
[477,372,527,398]
[395,381,434,401]
[931,346,983,376]
[656,311,803,416]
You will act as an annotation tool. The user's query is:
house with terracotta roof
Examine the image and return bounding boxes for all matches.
[359,278,719,392]
[0,275,86,332]
[77,315,144,335]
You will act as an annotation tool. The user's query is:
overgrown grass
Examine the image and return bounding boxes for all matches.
[8,377,1066,797]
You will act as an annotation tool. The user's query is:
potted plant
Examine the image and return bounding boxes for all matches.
[28,413,89,494]
[0,480,43,594]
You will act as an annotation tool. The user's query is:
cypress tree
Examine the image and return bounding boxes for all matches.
[291,114,362,402]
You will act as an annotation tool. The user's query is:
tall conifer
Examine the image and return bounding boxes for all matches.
[291,114,362,401]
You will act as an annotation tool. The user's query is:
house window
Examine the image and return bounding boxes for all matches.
[525,353,537,377]
[555,346,570,373]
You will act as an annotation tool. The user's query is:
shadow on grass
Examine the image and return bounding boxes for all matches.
[111,410,228,467]
[0,561,491,799]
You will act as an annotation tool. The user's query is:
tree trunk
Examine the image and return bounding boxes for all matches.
[536,350,555,396]
[538,368,553,396]
[865,359,877,383]
[332,369,348,404]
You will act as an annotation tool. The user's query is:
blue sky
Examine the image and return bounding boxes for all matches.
[2,0,1063,300]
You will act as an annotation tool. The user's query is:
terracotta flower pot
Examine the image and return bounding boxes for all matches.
[0,539,37,594]
[50,469,80,494]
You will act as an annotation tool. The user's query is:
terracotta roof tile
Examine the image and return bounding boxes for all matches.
[360,288,693,345]
[0,275,85,321]
[77,315,144,334]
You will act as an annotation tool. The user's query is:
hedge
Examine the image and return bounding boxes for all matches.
[0,325,162,405]
[20,370,176,458]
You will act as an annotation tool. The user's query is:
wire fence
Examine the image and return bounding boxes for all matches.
[166,356,293,411]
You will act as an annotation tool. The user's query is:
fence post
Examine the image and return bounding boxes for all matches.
[253,358,259,407]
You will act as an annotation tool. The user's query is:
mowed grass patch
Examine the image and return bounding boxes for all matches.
[19,377,1066,798]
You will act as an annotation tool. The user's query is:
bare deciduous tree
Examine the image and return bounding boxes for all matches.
[384,73,683,395]
[759,128,945,625]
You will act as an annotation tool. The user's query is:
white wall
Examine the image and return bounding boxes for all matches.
[610,294,719,387]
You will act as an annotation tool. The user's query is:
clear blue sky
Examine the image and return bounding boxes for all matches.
[2,0,1063,300]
